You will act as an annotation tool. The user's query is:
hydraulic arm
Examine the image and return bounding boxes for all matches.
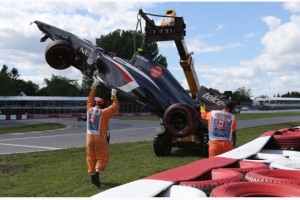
[138,9,200,98]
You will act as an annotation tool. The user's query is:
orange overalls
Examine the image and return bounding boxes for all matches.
[86,87,119,173]
[201,109,236,158]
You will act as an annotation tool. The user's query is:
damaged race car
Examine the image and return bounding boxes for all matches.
[32,9,235,157]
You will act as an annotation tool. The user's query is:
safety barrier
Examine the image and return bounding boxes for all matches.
[0,114,27,120]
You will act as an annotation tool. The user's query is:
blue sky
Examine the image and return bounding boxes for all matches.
[1,1,300,98]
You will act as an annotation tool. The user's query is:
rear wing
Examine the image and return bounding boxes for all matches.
[197,86,232,112]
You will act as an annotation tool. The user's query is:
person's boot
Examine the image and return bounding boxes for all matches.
[91,172,100,187]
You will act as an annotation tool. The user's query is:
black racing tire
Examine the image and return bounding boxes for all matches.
[163,104,199,138]
[210,182,300,197]
[153,133,172,157]
[180,169,244,195]
[245,169,300,185]
[45,40,75,70]
[224,160,269,175]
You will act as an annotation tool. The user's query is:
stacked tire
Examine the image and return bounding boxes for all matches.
[267,128,300,150]
[210,167,300,197]
[179,160,268,195]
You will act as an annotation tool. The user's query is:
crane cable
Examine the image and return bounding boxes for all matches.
[133,13,144,53]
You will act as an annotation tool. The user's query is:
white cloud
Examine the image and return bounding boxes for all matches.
[283,2,300,13]
[215,24,224,31]
[258,14,300,71]
[262,16,281,31]
[0,1,154,89]
[2,1,300,100]
[186,36,242,53]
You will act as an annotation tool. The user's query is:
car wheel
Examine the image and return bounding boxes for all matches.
[45,40,75,70]
[163,104,199,138]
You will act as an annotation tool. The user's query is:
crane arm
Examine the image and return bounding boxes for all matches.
[138,9,200,98]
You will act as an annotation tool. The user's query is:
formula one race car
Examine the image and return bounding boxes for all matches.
[33,19,234,157]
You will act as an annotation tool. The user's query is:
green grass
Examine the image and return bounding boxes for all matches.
[0,121,300,197]
[236,111,300,120]
[0,123,66,134]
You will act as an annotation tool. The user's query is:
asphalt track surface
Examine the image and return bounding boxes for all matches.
[1,116,300,155]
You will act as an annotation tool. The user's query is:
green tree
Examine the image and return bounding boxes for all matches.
[10,68,20,80]
[1,65,9,74]
[39,75,81,96]
[96,29,167,66]
[0,72,17,95]
[80,75,110,100]
[232,87,252,103]
[16,80,39,96]
[0,65,18,95]
[281,91,300,98]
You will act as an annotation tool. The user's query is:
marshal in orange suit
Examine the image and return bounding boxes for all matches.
[86,79,119,187]
[200,101,236,158]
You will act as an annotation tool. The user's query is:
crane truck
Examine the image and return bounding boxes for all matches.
[138,9,235,156]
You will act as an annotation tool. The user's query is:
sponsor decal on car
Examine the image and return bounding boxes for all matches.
[150,66,163,78]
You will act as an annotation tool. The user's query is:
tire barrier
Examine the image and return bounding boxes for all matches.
[289,155,300,160]
[243,153,290,164]
[160,185,207,197]
[245,169,300,185]
[210,182,300,197]
[259,149,300,158]
[270,160,300,171]
[282,131,300,135]
[221,160,269,175]
[273,134,300,150]
[179,168,244,195]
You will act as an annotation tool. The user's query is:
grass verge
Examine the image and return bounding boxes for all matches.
[0,121,299,197]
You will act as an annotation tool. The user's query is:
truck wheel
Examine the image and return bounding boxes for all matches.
[153,133,172,156]
[45,40,75,70]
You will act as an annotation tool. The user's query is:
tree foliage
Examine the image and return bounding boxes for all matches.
[96,29,168,66]
[0,65,39,96]
[80,75,110,100]
[281,91,300,98]
[39,75,81,96]
[232,87,252,103]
